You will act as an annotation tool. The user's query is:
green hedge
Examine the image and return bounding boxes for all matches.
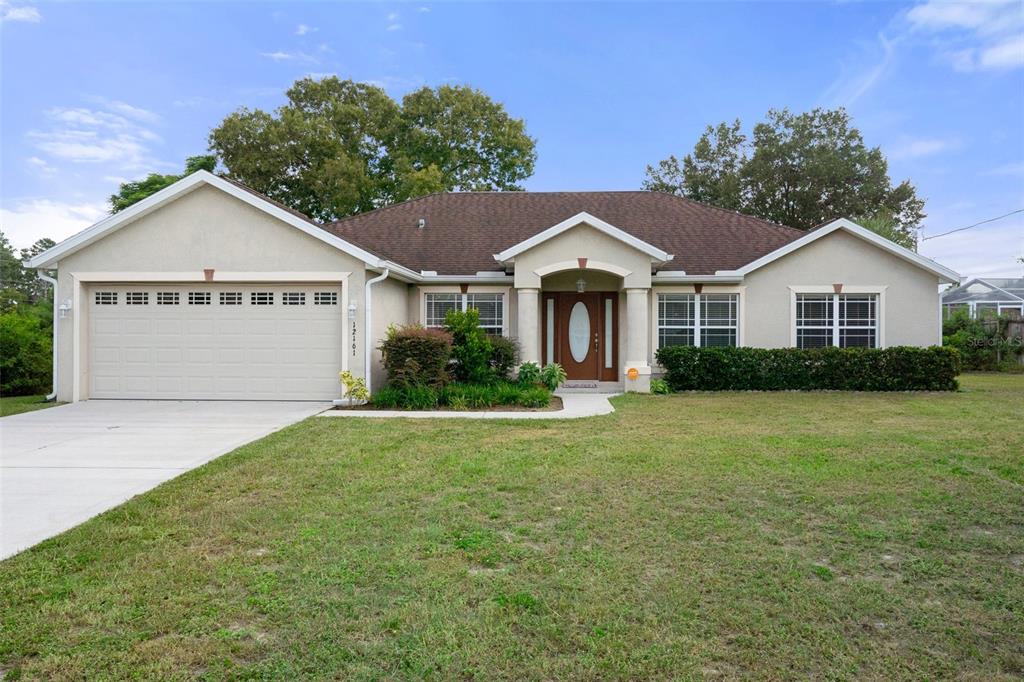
[655,345,961,392]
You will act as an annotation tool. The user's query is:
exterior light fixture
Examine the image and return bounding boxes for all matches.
[347,300,358,318]
[58,299,73,319]
[576,277,586,293]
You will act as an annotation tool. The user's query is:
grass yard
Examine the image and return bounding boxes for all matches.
[1,374,1022,680]
[0,395,60,418]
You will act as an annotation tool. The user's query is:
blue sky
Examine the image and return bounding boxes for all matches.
[2,0,1022,278]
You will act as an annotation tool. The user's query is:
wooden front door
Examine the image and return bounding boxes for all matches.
[542,292,618,381]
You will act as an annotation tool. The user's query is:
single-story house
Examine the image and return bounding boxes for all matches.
[941,277,1024,319]
[27,170,960,400]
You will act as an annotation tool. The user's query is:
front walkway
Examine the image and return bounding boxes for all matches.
[318,392,618,420]
[0,400,327,560]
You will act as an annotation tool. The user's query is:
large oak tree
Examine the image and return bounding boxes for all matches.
[209,78,537,222]
[644,108,925,245]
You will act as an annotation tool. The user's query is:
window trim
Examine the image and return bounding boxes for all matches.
[788,286,886,349]
[420,287,510,336]
[651,286,745,358]
[655,291,740,349]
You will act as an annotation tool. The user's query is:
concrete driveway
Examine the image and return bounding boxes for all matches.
[0,400,327,560]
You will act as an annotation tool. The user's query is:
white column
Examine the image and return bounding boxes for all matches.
[517,288,541,364]
[624,288,652,392]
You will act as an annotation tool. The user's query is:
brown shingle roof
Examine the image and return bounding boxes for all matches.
[323,191,805,275]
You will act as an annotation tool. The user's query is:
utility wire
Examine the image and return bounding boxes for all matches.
[921,208,1024,241]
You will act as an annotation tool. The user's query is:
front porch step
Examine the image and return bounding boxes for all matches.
[556,381,624,394]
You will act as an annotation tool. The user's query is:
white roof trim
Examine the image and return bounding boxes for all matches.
[716,218,961,284]
[492,211,672,263]
[26,170,383,269]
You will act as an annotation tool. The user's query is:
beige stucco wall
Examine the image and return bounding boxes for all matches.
[512,223,653,289]
[52,184,367,401]
[369,277,411,391]
[741,230,942,348]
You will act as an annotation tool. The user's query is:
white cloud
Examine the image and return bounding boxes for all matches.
[418,6,430,12]
[26,100,162,170]
[387,23,402,31]
[889,136,961,160]
[261,50,318,63]
[0,199,109,250]
[821,33,896,106]
[387,11,399,21]
[295,23,315,35]
[979,35,1024,69]
[26,156,55,177]
[985,161,1024,176]
[0,2,41,22]
[905,0,1024,71]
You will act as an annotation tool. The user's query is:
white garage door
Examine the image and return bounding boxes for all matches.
[88,284,344,400]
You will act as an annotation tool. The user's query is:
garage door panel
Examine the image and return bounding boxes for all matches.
[89,284,343,400]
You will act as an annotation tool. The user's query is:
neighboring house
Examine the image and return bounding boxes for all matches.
[941,278,1024,319]
[27,170,960,400]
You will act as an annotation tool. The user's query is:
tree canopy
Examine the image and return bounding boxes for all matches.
[208,77,537,222]
[643,108,926,241]
[109,155,217,213]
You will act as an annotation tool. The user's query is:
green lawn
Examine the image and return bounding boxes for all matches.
[2,375,1022,680]
[0,395,60,418]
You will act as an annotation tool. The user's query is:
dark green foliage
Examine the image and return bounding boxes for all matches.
[540,363,567,391]
[379,324,453,389]
[516,362,541,386]
[377,381,552,410]
[1,308,52,395]
[644,108,926,234]
[649,378,672,395]
[109,155,216,213]
[445,308,494,384]
[488,335,520,380]
[943,309,1022,370]
[209,77,536,221]
[372,384,439,410]
[655,345,961,392]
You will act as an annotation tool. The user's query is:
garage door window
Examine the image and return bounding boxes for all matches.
[157,292,179,305]
[126,292,148,305]
[94,291,118,305]
[314,292,338,305]
[188,292,212,305]
[251,292,274,305]
[220,292,242,305]
[282,292,306,306]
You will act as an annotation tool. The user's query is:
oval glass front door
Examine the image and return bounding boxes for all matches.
[568,301,590,363]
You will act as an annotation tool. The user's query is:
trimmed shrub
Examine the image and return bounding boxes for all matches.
[489,335,520,380]
[655,345,961,392]
[445,308,494,384]
[379,324,453,389]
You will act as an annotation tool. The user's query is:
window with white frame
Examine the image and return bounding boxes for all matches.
[795,293,877,348]
[657,293,738,348]
[424,292,504,335]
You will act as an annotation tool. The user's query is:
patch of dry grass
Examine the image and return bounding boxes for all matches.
[1,374,1022,680]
